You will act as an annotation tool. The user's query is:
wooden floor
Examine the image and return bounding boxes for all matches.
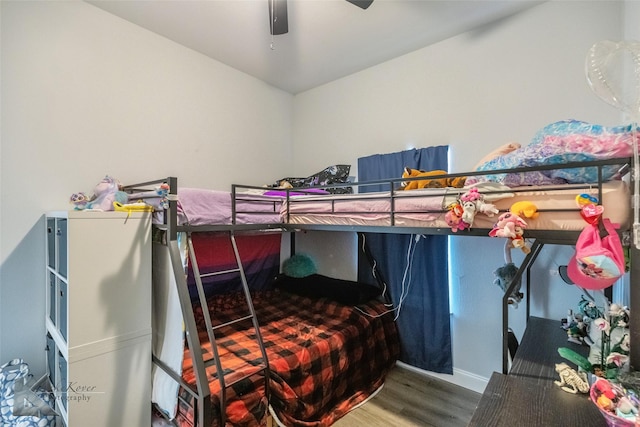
[152,365,482,427]
[333,366,481,427]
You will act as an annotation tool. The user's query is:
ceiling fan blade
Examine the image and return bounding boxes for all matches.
[345,0,374,9]
[268,0,289,35]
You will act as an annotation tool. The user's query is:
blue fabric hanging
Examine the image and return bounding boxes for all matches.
[357,146,452,374]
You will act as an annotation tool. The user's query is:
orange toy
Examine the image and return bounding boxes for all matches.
[401,168,466,190]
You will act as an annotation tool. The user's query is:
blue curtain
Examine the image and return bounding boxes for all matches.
[357,146,452,374]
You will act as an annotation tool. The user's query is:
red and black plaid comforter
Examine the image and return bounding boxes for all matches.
[175,289,400,427]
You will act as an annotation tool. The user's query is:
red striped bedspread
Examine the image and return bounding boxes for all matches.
[176,289,400,427]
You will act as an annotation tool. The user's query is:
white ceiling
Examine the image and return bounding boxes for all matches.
[87,0,541,94]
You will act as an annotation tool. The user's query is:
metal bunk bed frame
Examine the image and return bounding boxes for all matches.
[124,177,279,427]
[124,156,639,426]
[229,157,639,375]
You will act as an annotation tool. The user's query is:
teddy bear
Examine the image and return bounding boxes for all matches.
[489,212,530,254]
[401,167,466,190]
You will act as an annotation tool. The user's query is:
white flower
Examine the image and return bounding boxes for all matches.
[609,303,622,315]
[620,334,631,352]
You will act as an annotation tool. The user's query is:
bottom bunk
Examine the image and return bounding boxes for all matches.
[176,289,400,427]
[152,232,400,427]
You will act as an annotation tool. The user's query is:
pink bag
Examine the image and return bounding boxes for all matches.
[567,218,626,290]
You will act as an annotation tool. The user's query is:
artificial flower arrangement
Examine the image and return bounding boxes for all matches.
[559,298,630,379]
[589,302,631,378]
[558,298,637,424]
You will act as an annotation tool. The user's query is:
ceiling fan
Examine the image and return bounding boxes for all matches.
[268,0,374,35]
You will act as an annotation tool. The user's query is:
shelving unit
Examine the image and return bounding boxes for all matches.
[45,211,152,426]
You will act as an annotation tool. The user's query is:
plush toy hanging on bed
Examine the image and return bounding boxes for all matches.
[576,193,604,225]
[489,211,531,254]
[445,188,499,232]
[493,240,524,308]
[445,202,468,232]
[459,188,499,227]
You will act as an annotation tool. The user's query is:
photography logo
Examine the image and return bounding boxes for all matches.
[12,375,104,418]
[11,375,58,417]
[57,381,105,403]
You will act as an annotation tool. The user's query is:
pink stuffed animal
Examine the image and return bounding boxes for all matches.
[445,202,468,232]
[489,212,530,253]
[446,209,467,232]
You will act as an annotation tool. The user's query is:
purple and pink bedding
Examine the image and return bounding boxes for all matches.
[153,188,283,225]
[467,120,636,186]
[280,180,630,232]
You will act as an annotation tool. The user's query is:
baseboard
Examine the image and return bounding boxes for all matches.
[395,361,489,394]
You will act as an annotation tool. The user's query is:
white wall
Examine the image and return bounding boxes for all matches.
[0,1,292,375]
[292,1,626,391]
[625,1,640,50]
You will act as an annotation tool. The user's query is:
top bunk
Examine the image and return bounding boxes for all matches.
[120,119,639,246]
[233,157,633,244]
[122,157,634,247]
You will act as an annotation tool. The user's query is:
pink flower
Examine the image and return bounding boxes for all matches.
[594,318,611,335]
[606,352,629,368]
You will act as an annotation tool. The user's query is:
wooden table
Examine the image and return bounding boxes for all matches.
[469,317,608,426]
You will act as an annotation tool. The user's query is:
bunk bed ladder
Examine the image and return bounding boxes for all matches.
[187,230,271,427]
[166,236,214,427]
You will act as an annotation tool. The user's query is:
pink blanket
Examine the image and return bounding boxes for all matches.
[174,189,282,225]
[281,189,448,222]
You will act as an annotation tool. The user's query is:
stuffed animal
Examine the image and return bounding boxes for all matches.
[458,188,499,228]
[84,175,128,211]
[70,192,90,210]
[445,203,468,232]
[493,262,523,307]
[489,212,530,253]
[401,168,466,190]
[510,223,530,254]
[277,180,294,189]
[510,201,539,219]
[460,199,477,227]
